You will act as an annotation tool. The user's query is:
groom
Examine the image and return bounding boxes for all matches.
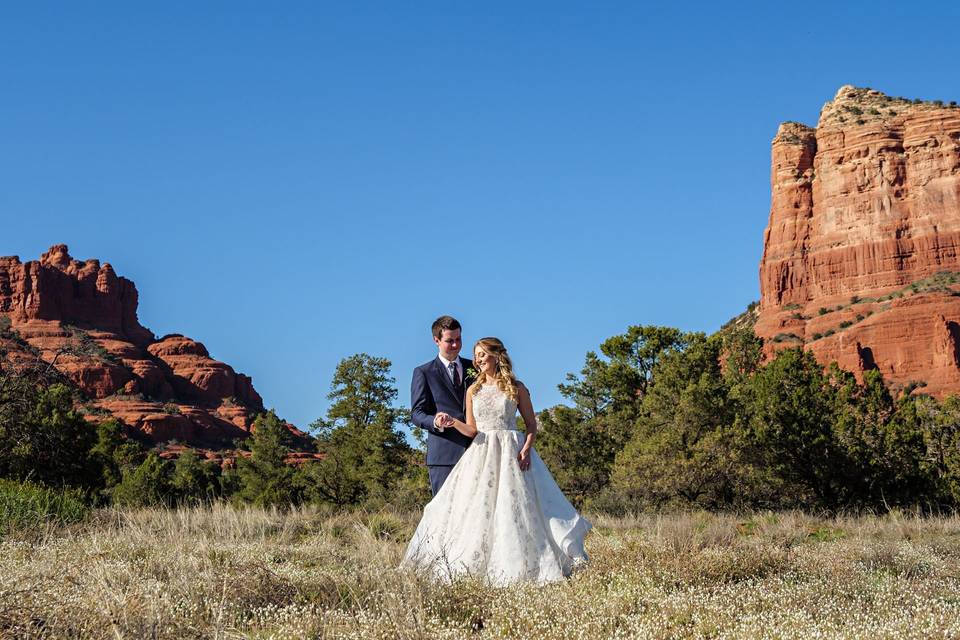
[411,315,475,496]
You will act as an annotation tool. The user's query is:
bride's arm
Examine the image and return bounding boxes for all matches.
[442,384,478,437]
[516,382,536,471]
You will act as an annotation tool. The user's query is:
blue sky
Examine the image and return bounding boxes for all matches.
[2,2,958,435]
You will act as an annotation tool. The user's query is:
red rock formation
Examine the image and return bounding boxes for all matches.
[757,85,960,396]
[0,244,297,449]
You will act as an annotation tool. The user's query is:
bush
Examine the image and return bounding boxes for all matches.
[111,453,173,507]
[773,333,800,343]
[0,478,89,534]
[171,449,222,503]
[0,383,97,488]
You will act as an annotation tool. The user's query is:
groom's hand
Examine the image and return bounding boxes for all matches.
[434,412,451,431]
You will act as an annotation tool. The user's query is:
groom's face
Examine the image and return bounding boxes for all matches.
[434,329,462,360]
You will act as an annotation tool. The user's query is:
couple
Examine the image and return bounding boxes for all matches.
[401,315,591,586]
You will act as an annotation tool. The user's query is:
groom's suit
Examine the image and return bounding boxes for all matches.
[411,356,475,495]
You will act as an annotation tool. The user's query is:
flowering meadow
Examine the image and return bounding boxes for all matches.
[2,506,960,639]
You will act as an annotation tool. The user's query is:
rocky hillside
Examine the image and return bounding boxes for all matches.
[0,244,306,450]
[756,85,960,395]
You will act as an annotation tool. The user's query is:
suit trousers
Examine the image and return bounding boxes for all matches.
[428,465,455,496]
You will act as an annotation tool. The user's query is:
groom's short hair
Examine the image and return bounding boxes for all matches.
[432,315,461,339]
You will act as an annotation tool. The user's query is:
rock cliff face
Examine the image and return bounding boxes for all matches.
[756,85,960,395]
[0,244,301,448]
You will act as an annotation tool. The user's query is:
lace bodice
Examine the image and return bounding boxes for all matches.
[472,384,519,432]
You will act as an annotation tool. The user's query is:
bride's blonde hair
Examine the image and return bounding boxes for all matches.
[470,337,519,402]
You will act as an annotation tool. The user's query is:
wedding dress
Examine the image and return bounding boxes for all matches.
[401,383,591,586]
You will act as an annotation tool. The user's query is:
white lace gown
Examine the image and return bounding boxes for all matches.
[401,384,592,586]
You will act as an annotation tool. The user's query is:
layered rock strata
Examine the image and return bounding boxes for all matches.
[756,86,960,395]
[0,244,303,448]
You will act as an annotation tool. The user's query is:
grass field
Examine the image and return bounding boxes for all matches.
[2,506,960,639]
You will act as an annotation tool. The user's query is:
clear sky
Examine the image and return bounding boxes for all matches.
[2,2,958,435]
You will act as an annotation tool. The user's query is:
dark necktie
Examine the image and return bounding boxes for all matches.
[449,361,461,387]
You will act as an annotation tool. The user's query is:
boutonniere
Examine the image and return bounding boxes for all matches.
[466,367,478,379]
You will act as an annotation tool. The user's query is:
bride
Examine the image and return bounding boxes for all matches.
[401,337,591,586]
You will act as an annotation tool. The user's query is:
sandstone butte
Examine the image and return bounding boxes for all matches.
[0,244,314,463]
[756,85,960,397]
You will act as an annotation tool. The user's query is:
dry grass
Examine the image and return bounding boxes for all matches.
[2,506,960,638]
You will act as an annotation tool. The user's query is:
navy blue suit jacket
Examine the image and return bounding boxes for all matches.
[411,356,475,466]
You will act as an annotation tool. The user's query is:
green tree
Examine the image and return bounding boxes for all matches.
[0,383,96,488]
[559,325,687,418]
[720,325,764,383]
[608,334,752,510]
[111,452,173,507]
[302,354,412,506]
[914,394,960,506]
[537,405,610,506]
[171,449,221,503]
[744,348,850,508]
[234,410,299,507]
[88,419,146,501]
[831,367,931,507]
[550,325,689,499]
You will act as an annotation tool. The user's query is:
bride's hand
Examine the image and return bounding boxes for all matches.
[517,446,531,472]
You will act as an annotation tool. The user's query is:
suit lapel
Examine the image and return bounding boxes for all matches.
[457,357,473,411]
[459,357,474,386]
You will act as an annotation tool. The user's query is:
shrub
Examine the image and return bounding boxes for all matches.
[0,383,97,488]
[111,453,173,507]
[812,333,823,340]
[0,478,89,534]
[840,321,853,329]
[170,449,222,503]
[773,333,801,343]
[824,329,836,337]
